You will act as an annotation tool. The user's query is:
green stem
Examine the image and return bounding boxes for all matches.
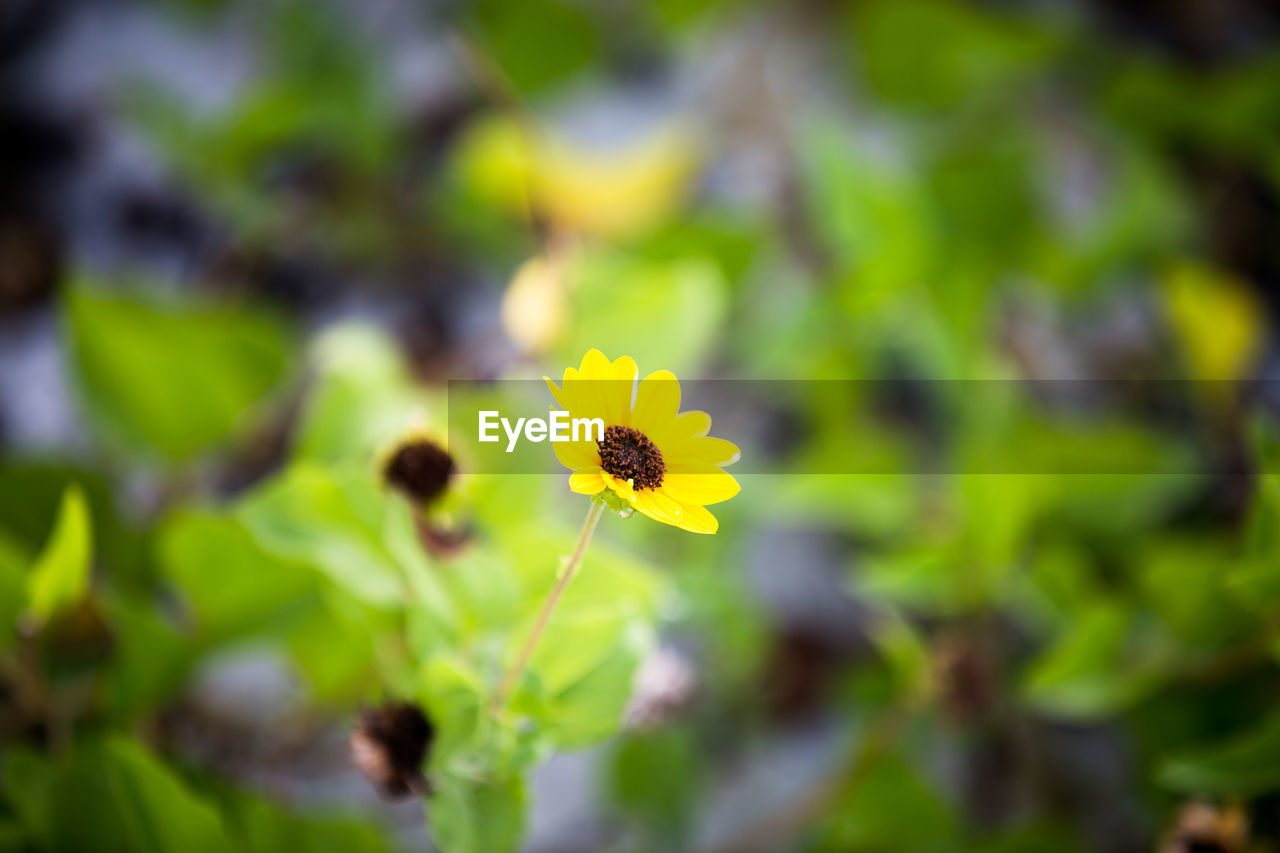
[490,500,605,713]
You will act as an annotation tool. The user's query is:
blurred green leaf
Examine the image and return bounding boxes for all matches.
[466,0,599,95]
[1139,538,1253,646]
[421,657,486,768]
[92,737,233,852]
[230,793,388,853]
[157,510,314,641]
[798,121,936,307]
[66,283,292,460]
[25,484,92,629]
[1,748,57,847]
[495,524,661,747]
[858,545,965,614]
[0,462,150,590]
[102,593,193,719]
[541,627,650,748]
[237,463,405,606]
[429,772,527,853]
[558,249,727,377]
[847,0,1059,110]
[9,737,232,852]
[291,324,432,465]
[1158,713,1280,797]
[286,596,381,702]
[869,609,933,702]
[816,753,959,852]
[1022,601,1165,719]
[608,727,702,835]
[0,530,28,648]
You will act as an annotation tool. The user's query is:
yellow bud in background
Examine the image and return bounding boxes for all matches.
[531,124,700,240]
[502,250,572,354]
[454,114,702,241]
[1164,261,1264,382]
[453,115,537,218]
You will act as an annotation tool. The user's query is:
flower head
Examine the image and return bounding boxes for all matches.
[383,437,455,506]
[545,349,739,533]
[350,701,434,798]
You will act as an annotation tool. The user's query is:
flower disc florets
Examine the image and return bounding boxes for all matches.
[598,425,664,490]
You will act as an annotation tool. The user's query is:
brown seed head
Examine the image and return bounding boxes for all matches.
[384,439,454,505]
[350,702,434,798]
[1161,801,1248,853]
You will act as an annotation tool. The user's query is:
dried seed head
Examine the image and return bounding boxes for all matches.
[1161,801,1248,853]
[384,439,455,506]
[350,702,434,798]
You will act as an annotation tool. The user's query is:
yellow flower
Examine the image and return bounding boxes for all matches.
[545,349,740,534]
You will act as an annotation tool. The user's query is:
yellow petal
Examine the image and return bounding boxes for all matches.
[633,489,680,526]
[569,468,606,495]
[674,503,718,534]
[553,439,599,470]
[648,410,711,448]
[663,436,740,469]
[632,370,680,435]
[577,348,613,380]
[604,355,638,426]
[568,350,634,427]
[602,471,637,504]
[660,471,741,506]
[544,375,571,410]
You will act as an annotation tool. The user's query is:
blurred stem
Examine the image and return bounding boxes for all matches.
[490,500,605,714]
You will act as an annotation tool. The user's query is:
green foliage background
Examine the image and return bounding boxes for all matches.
[4,0,1280,850]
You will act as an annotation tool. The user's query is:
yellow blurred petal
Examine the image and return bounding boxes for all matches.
[533,125,700,240]
[453,115,536,221]
[568,468,606,495]
[1165,261,1263,382]
[502,255,566,353]
[661,471,740,506]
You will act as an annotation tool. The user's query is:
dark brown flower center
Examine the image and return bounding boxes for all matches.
[384,439,454,505]
[598,425,664,490]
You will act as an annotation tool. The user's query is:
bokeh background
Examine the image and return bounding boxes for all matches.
[4,0,1280,850]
